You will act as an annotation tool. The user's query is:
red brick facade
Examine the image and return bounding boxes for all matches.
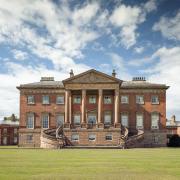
[17,69,169,148]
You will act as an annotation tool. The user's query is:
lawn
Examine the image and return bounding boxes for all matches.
[0,147,180,180]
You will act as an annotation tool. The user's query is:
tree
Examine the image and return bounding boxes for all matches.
[168,134,180,147]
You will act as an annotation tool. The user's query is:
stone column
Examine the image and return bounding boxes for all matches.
[65,90,69,124]
[98,89,103,124]
[81,89,86,124]
[114,89,120,126]
[68,91,72,124]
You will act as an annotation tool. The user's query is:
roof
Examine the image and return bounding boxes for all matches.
[166,120,180,127]
[121,81,169,89]
[62,69,122,84]
[17,81,64,89]
[0,120,19,126]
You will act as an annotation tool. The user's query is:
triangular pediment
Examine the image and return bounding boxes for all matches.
[63,69,122,84]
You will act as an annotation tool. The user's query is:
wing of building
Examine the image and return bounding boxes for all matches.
[17,69,169,148]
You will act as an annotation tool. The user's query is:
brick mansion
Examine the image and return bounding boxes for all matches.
[17,69,169,148]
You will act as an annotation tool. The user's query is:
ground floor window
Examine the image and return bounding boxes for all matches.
[121,113,128,127]
[3,137,7,145]
[105,134,112,140]
[56,114,64,127]
[88,134,96,141]
[14,136,18,144]
[27,135,33,143]
[88,114,96,124]
[73,114,81,124]
[42,113,49,129]
[104,112,111,124]
[27,113,34,129]
[152,135,159,143]
[71,134,79,141]
[136,113,143,129]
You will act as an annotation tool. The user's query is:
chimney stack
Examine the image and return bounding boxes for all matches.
[112,69,116,77]
[70,69,74,78]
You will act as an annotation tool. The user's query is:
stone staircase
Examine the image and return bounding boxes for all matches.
[120,126,144,149]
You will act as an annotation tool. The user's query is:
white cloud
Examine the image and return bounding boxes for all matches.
[12,49,28,61]
[110,0,157,48]
[134,46,144,54]
[153,11,180,41]
[142,46,180,120]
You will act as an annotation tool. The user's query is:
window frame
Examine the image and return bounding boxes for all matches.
[105,134,113,141]
[73,95,81,104]
[41,113,49,129]
[136,95,144,105]
[104,111,112,125]
[104,95,112,104]
[151,95,159,105]
[89,95,96,104]
[87,113,97,124]
[88,134,96,141]
[27,134,33,143]
[27,95,35,105]
[136,113,144,129]
[73,113,81,125]
[26,112,34,129]
[42,95,50,105]
[56,95,64,105]
[151,112,159,130]
[56,113,64,127]
[121,95,129,104]
[121,113,129,127]
[71,134,79,141]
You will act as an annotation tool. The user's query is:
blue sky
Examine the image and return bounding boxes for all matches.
[0,0,180,120]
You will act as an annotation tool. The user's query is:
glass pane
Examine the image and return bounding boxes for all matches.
[88,114,96,124]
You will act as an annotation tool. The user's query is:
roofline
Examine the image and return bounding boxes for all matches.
[62,69,122,84]
[120,86,169,90]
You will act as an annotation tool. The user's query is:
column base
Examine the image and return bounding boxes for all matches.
[64,123,70,129]
[114,123,120,128]
[81,123,87,129]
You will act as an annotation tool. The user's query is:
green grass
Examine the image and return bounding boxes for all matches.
[0,147,180,180]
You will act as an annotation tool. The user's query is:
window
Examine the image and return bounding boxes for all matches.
[152,135,159,143]
[14,137,18,144]
[88,134,96,141]
[104,96,112,104]
[151,95,159,104]
[26,113,34,129]
[56,114,64,127]
[136,95,144,104]
[121,96,129,104]
[151,112,159,129]
[27,95,35,104]
[73,114,81,124]
[105,134,112,141]
[56,95,64,104]
[27,135,33,143]
[14,128,18,134]
[89,96,96,104]
[71,134,79,141]
[104,113,111,124]
[3,137,7,145]
[3,128,7,134]
[88,114,96,124]
[42,95,50,104]
[73,96,81,104]
[42,113,49,129]
[136,113,143,129]
[121,114,128,127]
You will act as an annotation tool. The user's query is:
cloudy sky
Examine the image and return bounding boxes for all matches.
[0,0,180,120]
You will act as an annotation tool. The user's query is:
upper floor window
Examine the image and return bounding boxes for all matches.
[88,113,97,124]
[151,112,159,129]
[136,113,143,129]
[14,137,18,144]
[14,128,18,134]
[56,95,64,104]
[121,95,129,104]
[56,114,64,127]
[27,95,35,104]
[104,112,111,124]
[136,95,144,104]
[104,96,112,104]
[151,95,159,104]
[121,113,128,127]
[26,113,34,129]
[71,134,79,141]
[42,95,50,104]
[73,96,81,104]
[3,128,7,134]
[42,113,49,129]
[89,96,96,104]
[73,114,81,124]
